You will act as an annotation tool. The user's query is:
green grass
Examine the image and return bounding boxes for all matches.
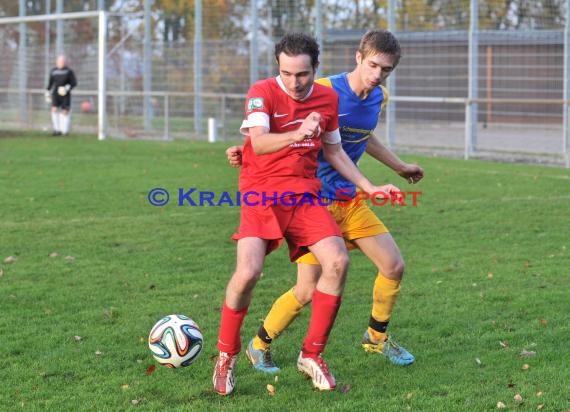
[1,131,569,411]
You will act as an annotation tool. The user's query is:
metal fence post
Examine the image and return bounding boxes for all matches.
[386,0,397,148]
[164,93,169,140]
[194,0,203,134]
[56,0,63,55]
[467,0,479,157]
[19,0,27,126]
[143,0,152,132]
[220,94,226,140]
[250,0,258,85]
[315,0,323,79]
[464,100,471,160]
[562,0,570,168]
[97,10,107,140]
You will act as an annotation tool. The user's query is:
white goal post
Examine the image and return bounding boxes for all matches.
[0,11,107,140]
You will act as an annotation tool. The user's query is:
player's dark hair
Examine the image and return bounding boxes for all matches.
[359,30,401,66]
[275,32,320,69]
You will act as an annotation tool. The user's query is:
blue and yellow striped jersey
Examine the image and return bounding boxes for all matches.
[315,73,389,200]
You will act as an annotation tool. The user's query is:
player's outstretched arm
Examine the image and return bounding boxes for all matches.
[366,132,424,184]
[322,142,400,198]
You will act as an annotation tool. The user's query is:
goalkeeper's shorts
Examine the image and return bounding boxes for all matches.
[52,93,71,110]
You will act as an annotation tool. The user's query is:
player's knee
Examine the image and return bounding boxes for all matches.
[383,258,405,280]
[293,286,314,305]
[232,268,262,292]
[321,250,349,280]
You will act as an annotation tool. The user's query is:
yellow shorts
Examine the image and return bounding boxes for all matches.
[296,198,388,265]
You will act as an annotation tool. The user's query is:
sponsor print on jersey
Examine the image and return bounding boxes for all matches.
[290,138,315,148]
[247,97,264,112]
[340,126,374,142]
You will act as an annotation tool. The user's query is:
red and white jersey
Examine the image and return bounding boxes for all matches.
[239,76,340,195]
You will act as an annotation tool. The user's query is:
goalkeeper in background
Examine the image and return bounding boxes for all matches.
[45,55,77,136]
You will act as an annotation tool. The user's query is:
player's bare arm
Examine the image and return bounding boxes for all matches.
[322,141,400,196]
[365,132,424,184]
[249,112,322,155]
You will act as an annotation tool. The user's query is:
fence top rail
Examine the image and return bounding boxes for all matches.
[391,96,566,105]
[3,88,246,99]
[4,89,566,106]
[0,11,104,25]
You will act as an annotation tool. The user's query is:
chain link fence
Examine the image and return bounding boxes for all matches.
[0,0,568,166]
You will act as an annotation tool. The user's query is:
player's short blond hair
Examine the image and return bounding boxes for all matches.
[358,30,401,66]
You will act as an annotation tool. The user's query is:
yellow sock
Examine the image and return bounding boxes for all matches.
[252,288,305,350]
[368,273,401,343]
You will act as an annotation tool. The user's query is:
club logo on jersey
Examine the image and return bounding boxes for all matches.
[247,97,264,112]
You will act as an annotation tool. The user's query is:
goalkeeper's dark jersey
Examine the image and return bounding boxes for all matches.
[46,66,77,92]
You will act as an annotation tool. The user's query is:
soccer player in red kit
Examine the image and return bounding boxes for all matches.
[212,33,399,395]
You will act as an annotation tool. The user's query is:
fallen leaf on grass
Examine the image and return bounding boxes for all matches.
[48,252,59,258]
[497,401,506,408]
[73,335,83,342]
[539,319,548,327]
[537,404,544,409]
[266,384,275,396]
[522,364,530,370]
[121,384,129,390]
[64,255,75,261]
[338,384,351,394]
[102,308,118,319]
[146,365,156,375]
[520,350,536,357]
[499,341,509,348]
[536,391,543,397]
[95,350,103,356]
[514,394,523,402]
[487,272,494,279]
[131,399,140,405]
[475,357,482,366]
[3,256,17,264]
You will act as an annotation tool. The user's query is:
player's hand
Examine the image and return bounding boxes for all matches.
[364,184,402,203]
[294,112,321,142]
[44,91,52,104]
[226,145,243,168]
[398,164,424,184]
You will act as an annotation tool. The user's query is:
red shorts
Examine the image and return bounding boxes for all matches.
[232,195,342,261]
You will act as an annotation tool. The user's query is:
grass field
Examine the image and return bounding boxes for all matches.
[1,132,569,411]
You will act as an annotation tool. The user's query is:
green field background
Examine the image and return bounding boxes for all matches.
[1,133,569,411]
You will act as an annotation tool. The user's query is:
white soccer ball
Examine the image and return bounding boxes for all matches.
[148,314,203,368]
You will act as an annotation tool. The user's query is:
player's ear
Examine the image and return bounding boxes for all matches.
[355,51,362,65]
[313,61,320,74]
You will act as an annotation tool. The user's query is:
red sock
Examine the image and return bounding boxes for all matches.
[217,301,248,355]
[301,289,342,357]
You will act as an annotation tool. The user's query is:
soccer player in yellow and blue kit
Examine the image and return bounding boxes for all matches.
[227,30,424,372]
